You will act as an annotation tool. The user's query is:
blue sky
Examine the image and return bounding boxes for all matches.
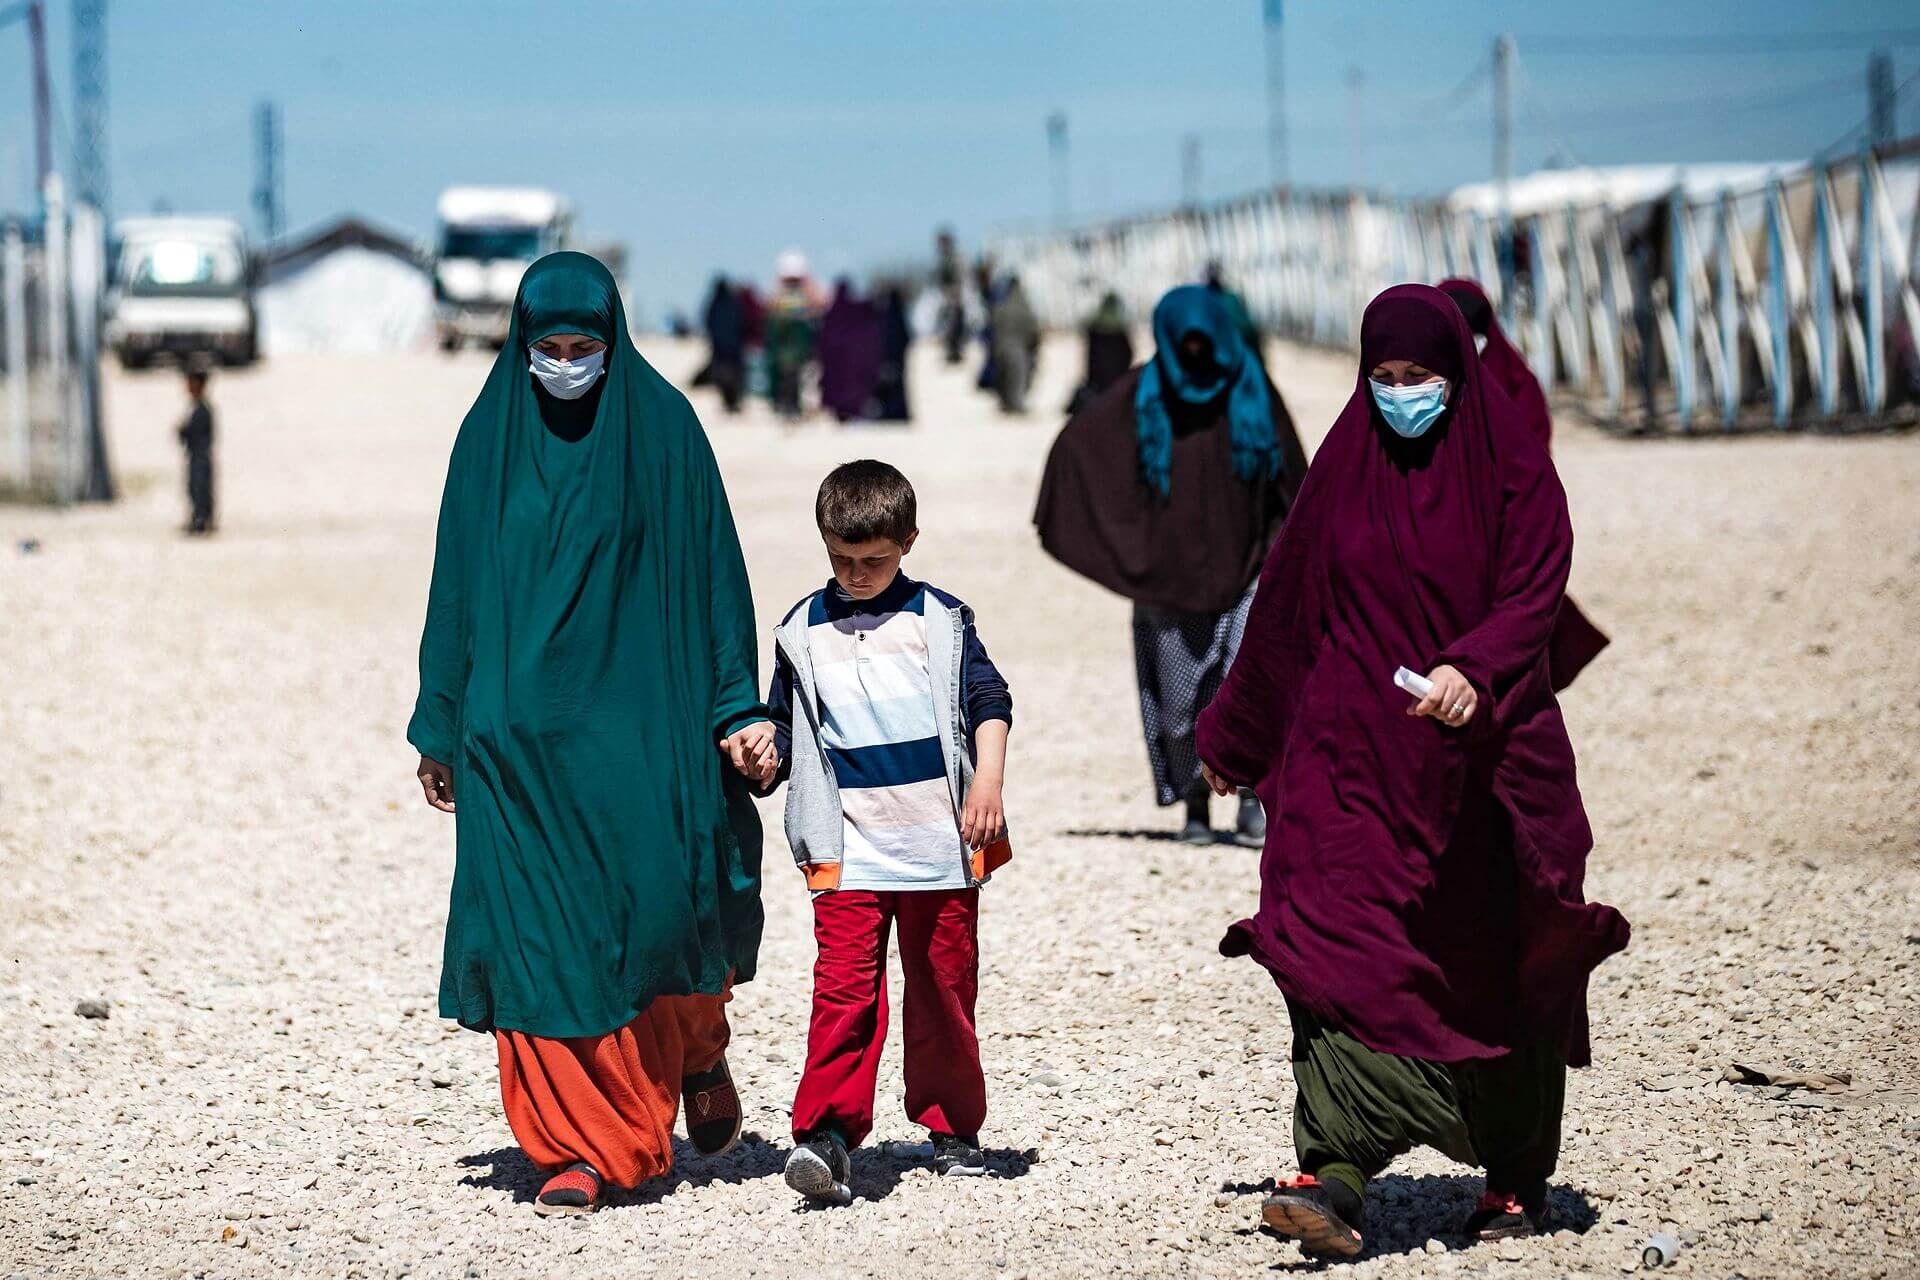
[3,0,1915,319]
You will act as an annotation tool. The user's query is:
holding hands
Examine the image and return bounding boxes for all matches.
[1408,664,1478,727]
[720,721,780,786]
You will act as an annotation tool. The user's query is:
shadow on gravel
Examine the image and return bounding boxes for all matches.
[1218,1173,1598,1269]
[1062,827,1257,849]
[791,1142,1039,1211]
[456,1133,791,1211]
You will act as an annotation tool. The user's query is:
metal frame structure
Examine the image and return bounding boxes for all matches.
[992,137,1920,430]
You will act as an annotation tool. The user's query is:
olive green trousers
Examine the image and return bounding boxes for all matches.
[1287,1001,1564,1203]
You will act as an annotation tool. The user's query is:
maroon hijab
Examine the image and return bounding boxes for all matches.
[1438,277,1551,447]
[1195,284,1628,1066]
[1440,276,1610,689]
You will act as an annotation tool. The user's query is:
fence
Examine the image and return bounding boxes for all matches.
[1,174,112,502]
[990,138,1920,432]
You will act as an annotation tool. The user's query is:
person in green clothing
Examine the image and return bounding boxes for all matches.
[408,251,776,1215]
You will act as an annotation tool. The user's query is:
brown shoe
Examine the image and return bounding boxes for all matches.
[683,1057,742,1157]
[1262,1174,1364,1258]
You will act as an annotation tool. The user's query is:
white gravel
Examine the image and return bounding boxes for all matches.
[1,336,1915,1280]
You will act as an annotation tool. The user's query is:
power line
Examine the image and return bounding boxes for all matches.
[1414,55,1491,120]
[1521,28,1920,55]
[1814,66,1920,162]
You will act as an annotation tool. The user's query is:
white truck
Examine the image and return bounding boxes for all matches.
[432,187,571,351]
[106,217,258,368]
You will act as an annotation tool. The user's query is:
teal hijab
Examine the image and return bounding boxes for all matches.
[409,252,766,1038]
[1134,284,1280,499]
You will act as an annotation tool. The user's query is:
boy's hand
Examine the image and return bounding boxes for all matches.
[960,772,1005,850]
[719,721,777,782]
[1200,761,1236,797]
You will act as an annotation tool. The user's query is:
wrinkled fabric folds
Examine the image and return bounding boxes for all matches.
[410,252,766,1040]
[1197,283,1628,1067]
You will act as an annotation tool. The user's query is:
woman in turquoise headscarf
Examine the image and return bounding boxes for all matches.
[1035,284,1308,845]
[408,252,775,1215]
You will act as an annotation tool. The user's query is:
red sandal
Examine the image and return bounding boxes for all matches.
[534,1162,603,1217]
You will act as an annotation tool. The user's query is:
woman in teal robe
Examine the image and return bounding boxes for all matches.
[408,252,772,1212]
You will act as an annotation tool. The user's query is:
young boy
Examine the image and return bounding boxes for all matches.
[177,366,215,535]
[726,459,1012,1205]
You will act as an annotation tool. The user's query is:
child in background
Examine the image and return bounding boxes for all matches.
[724,459,1012,1205]
[177,366,215,535]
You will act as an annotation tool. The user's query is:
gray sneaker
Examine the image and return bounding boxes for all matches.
[1234,794,1267,849]
[785,1131,853,1205]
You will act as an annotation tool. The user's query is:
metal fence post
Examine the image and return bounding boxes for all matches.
[1670,191,1695,429]
[1716,189,1740,429]
[3,222,27,487]
[1811,170,1838,418]
[1765,176,1792,426]
[42,174,70,500]
[1859,147,1885,415]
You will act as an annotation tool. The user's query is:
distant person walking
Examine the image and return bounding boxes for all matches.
[766,252,820,420]
[408,252,772,1216]
[177,367,216,536]
[873,284,914,421]
[1198,284,1630,1257]
[1066,290,1134,414]
[934,229,968,365]
[699,275,748,414]
[1439,277,1610,690]
[817,279,884,422]
[989,276,1039,415]
[1034,285,1307,845]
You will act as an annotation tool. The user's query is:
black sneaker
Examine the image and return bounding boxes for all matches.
[785,1131,852,1205]
[931,1132,986,1177]
[1463,1186,1549,1240]
[1262,1174,1364,1258]
[1234,793,1266,848]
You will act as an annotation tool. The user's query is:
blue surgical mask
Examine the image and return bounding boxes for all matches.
[1369,378,1449,438]
[528,347,606,400]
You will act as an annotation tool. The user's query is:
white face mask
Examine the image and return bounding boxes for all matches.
[528,347,606,400]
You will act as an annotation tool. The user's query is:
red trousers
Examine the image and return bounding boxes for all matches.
[791,888,985,1148]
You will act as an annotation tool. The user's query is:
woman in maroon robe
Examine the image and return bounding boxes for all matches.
[1439,277,1610,690]
[1195,284,1629,1257]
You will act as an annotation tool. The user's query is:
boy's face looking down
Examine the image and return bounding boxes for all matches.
[823,530,917,601]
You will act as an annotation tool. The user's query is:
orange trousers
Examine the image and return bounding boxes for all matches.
[495,990,731,1189]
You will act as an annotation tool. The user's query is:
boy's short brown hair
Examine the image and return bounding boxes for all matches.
[815,460,917,546]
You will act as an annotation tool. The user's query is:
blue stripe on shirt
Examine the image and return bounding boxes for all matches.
[825,737,948,789]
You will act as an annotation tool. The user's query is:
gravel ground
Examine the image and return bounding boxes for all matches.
[2,337,1916,1280]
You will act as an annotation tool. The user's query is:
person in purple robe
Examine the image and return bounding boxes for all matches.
[1195,284,1630,1257]
[817,278,884,422]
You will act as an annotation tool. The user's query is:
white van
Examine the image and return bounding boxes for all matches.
[106,217,258,368]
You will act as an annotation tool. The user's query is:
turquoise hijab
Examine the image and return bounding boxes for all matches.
[1134,284,1280,499]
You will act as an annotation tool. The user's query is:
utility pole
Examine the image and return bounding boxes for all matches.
[1181,133,1203,209]
[252,100,282,244]
[25,2,52,191]
[1867,49,1895,150]
[1046,110,1070,229]
[1262,0,1288,189]
[1345,66,1365,191]
[1493,34,1514,220]
[73,0,108,213]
